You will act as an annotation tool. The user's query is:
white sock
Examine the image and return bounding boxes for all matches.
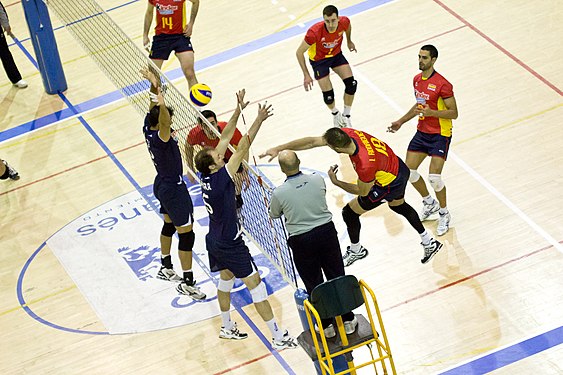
[439,207,449,215]
[349,243,361,252]
[266,318,283,340]
[343,105,351,116]
[420,230,432,245]
[422,195,434,205]
[221,312,233,329]
[331,108,340,115]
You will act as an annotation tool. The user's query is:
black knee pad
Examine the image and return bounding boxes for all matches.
[343,77,357,95]
[342,204,360,225]
[235,194,244,209]
[178,231,195,252]
[161,221,176,237]
[322,89,335,105]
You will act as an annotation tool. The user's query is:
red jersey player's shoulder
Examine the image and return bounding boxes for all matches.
[432,71,454,97]
[187,125,204,145]
[339,16,350,29]
[304,21,325,44]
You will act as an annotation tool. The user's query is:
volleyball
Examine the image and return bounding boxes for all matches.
[189,83,212,107]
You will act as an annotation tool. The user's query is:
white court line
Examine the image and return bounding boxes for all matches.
[353,67,563,255]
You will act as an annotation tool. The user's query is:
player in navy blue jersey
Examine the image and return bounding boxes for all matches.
[194,96,298,350]
[141,68,205,300]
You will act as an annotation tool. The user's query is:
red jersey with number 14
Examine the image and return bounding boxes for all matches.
[342,128,399,187]
[150,0,186,35]
[305,16,350,61]
[413,71,454,136]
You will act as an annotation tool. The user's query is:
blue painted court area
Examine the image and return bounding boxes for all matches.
[4,0,562,372]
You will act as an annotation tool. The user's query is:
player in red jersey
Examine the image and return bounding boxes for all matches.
[388,45,458,236]
[143,0,199,88]
[261,128,443,266]
[185,110,249,222]
[296,5,357,128]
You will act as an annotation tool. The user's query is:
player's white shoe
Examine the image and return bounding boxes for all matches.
[421,239,443,264]
[156,267,182,282]
[436,212,451,236]
[219,322,248,340]
[420,199,439,221]
[272,330,299,351]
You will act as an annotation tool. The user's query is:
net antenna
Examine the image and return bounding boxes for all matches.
[45,0,297,288]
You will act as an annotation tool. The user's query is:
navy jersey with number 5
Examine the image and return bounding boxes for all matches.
[143,114,183,184]
[200,167,241,241]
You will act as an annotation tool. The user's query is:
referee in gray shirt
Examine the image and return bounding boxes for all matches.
[269,150,355,336]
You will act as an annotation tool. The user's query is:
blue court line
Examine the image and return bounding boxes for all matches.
[17,0,558,372]
[0,0,393,143]
[439,326,563,374]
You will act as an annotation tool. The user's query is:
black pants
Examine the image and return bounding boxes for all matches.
[288,221,355,327]
[0,31,22,84]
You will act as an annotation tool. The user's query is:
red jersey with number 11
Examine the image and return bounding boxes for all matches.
[342,128,399,187]
[150,0,186,35]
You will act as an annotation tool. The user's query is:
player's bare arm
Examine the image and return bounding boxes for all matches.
[259,136,327,162]
[296,40,314,91]
[216,89,249,156]
[388,104,418,133]
[345,24,356,52]
[183,0,200,37]
[227,102,273,176]
[140,68,160,109]
[327,165,372,196]
[142,3,154,50]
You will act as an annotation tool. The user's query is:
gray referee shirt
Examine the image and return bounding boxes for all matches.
[269,171,332,237]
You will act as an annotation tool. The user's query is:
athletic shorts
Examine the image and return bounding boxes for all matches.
[357,159,410,211]
[309,52,349,80]
[407,130,451,160]
[153,177,194,227]
[150,34,194,60]
[206,235,256,279]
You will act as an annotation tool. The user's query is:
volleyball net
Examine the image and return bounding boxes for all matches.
[45,0,297,288]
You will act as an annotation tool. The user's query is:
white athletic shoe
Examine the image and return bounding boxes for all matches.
[420,199,439,221]
[341,114,352,128]
[176,281,206,300]
[272,330,299,351]
[13,79,28,89]
[343,246,369,267]
[344,316,358,335]
[332,112,344,128]
[2,160,20,180]
[421,239,443,264]
[315,323,336,339]
[436,212,451,236]
[219,322,248,340]
[156,267,182,282]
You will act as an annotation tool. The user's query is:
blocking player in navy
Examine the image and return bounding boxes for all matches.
[194,96,298,350]
[141,68,205,300]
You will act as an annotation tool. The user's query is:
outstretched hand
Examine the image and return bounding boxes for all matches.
[256,101,274,122]
[236,89,250,111]
[140,68,159,88]
[259,148,279,162]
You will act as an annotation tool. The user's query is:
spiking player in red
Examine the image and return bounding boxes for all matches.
[388,45,458,236]
[261,128,443,266]
[143,0,199,88]
[296,5,357,128]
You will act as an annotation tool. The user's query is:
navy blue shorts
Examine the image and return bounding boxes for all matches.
[206,236,256,279]
[309,52,349,80]
[357,159,410,211]
[153,177,194,226]
[150,34,194,60]
[408,131,451,160]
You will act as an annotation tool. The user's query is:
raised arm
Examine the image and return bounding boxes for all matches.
[142,3,154,50]
[216,90,249,157]
[226,103,273,176]
[259,136,327,162]
[296,39,314,91]
[328,165,373,196]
